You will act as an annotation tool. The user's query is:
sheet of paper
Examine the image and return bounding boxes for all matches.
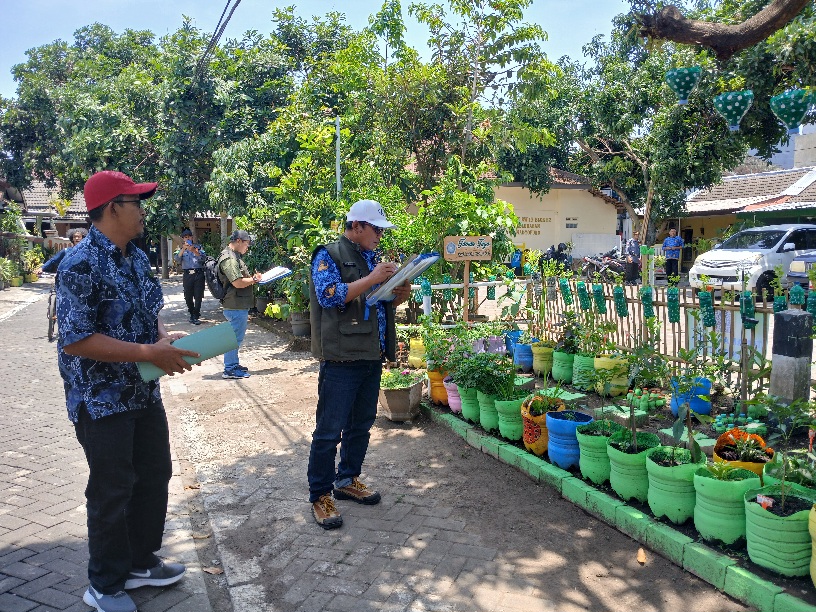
[258,266,292,285]
[365,253,440,305]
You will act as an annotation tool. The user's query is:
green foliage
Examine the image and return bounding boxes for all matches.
[764,452,816,489]
[0,257,16,282]
[696,464,758,481]
[553,312,580,354]
[380,367,425,389]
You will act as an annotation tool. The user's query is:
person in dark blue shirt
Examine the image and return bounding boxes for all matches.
[173,228,206,325]
[662,228,684,286]
[624,231,641,285]
[57,170,198,612]
[38,227,87,273]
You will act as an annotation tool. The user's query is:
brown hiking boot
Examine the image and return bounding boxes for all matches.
[312,494,343,529]
[333,478,381,505]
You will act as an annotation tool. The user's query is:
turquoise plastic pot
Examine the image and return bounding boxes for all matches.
[645,447,706,524]
[546,411,593,469]
[458,386,479,423]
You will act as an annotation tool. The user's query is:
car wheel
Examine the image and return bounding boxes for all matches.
[754,273,774,303]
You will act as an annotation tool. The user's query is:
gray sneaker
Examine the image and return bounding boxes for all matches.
[124,559,186,589]
[83,587,137,612]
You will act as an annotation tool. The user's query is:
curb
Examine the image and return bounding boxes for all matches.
[422,403,816,612]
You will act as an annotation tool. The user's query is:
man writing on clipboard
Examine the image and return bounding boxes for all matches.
[307,199,411,529]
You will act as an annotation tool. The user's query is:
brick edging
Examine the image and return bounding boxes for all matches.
[422,405,816,612]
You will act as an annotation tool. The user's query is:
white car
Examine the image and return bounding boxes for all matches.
[688,224,816,296]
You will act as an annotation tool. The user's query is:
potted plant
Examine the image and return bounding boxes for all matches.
[470,352,514,433]
[420,319,452,405]
[512,330,534,374]
[546,409,594,469]
[493,371,529,441]
[551,312,579,383]
[21,248,43,282]
[0,257,15,290]
[763,451,815,492]
[520,387,566,457]
[693,463,761,545]
[607,429,661,503]
[573,317,616,391]
[576,417,626,485]
[378,368,426,422]
[281,265,310,336]
[713,427,774,479]
[451,352,485,424]
[531,338,555,378]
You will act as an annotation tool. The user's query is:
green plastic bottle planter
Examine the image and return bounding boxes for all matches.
[744,485,816,577]
[740,290,758,329]
[572,354,595,391]
[476,390,498,433]
[640,286,655,319]
[592,284,607,314]
[770,89,812,135]
[487,275,496,300]
[577,281,592,311]
[645,447,706,524]
[667,286,680,323]
[576,420,625,485]
[442,273,452,301]
[531,343,554,378]
[613,286,628,318]
[713,90,753,131]
[789,283,805,305]
[458,386,479,423]
[495,398,524,441]
[808,291,816,317]
[773,295,787,313]
[665,66,701,105]
[693,467,760,545]
[559,278,573,305]
[698,290,716,327]
[551,350,574,383]
[607,431,661,503]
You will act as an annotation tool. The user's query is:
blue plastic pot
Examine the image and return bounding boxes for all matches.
[513,343,533,373]
[503,330,523,354]
[670,376,712,416]
[546,410,594,469]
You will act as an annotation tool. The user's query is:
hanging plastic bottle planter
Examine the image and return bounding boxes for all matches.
[789,283,805,305]
[807,290,816,317]
[442,274,452,301]
[592,284,607,314]
[420,276,432,297]
[739,291,758,330]
[665,66,702,105]
[640,286,655,318]
[667,287,681,323]
[469,272,475,298]
[613,286,628,318]
[531,272,542,298]
[577,281,592,311]
[770,89,812,135]
[559,278,573,305]
[487,275,496,300]
[713,90,753,131]
[697,290,717,327]
[773,295,787,313]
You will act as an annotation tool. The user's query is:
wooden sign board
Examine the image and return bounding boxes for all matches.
[443,236,492,261]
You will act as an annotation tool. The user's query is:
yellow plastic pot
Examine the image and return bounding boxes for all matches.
[593,355,628,397]
[426,369,449,406]
[713,452,769,481]
[407,337,426,368]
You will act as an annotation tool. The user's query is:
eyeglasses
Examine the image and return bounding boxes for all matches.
[115,197,144,209]
[360,221,384,236]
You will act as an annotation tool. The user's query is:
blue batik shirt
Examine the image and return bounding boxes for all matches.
[662,235,684,260]
[56,225,164,423]
[311,246,387,353]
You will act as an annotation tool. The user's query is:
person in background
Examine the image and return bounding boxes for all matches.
[56,170,196,612]
[662,227,684,286]
[174,228,206,325]
[624,231,641,285]
[307,199,411,529]
[38,227,88,274]
[217,229,262,379]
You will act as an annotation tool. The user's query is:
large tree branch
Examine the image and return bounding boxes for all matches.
[638,0,811,61]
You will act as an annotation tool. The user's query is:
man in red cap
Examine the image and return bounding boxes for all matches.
[56,171,198,612]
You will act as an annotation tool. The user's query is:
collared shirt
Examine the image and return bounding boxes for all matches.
[174,242,206,269]
[42,247,72,273]
[625,238,640,258]
[662,235,684,259]
[311,246,387,352]
[56,225,164,423]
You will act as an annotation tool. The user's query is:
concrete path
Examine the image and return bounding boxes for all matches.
[0,276,212,612]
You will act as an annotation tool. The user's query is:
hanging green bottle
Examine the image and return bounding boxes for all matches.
[807,290,816,317]
[506,269,515,280]
[469,272,475,298]
[420,276,432,296]
[667,287,680,323]
[789,283,805,305]
[739,290,757,330]
[640,286,655,318]
[773,295,787,313]
[487,275,496,300]
[577,281,592,311]
[613,286,628,318]
[698,291,716,327]
[442,274,452,301]
[559,278,573,305]
[592,284,607,314]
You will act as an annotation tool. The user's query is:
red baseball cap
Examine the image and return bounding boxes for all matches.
[84,171,157,212]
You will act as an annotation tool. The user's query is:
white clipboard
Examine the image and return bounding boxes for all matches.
[365,252,440,306]
[258,266,292,285]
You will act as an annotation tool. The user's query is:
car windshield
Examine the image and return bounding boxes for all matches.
[718,230,786,250]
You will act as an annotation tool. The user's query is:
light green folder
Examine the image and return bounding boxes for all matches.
[137,322,238,382]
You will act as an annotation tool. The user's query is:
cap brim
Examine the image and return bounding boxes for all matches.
[121,182,157,200]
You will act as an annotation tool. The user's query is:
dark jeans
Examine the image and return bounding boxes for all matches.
[74,401,172,594]
[625,261,640,283]
[182,269,205,319]
[307,360,382,502]
[665,258,680,284]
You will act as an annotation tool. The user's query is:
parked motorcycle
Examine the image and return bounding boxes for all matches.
[581,248,626,282]
[540,243,572,273]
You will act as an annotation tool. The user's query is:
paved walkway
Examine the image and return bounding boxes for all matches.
[0,277,212,612]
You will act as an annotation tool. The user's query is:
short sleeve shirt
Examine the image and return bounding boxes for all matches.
[662,236,684,259]
[56,225,164,423]
[174,243,206,269]
[219,248,253,310]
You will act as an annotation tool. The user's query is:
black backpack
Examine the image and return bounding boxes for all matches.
[204,255,229,300]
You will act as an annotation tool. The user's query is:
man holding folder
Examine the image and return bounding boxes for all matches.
[56,171,197,612]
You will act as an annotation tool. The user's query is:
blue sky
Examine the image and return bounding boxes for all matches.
[1,0,629,99]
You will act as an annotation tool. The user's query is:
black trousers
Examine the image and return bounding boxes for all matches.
[74,401,172,594]
[625,260,640,283]
[182,268,205,319]
[665,258,680,284]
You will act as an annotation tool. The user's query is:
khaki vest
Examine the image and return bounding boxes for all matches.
[309,236,396,362]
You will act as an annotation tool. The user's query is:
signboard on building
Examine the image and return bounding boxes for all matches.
[443,235,492,261]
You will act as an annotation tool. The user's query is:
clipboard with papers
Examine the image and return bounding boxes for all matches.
[365,252,440,306]
[258,266,292,285]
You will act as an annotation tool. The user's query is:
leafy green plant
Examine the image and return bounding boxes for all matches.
[764,451,816,488]
[578,317,617,357]
[0,257,15,282]
[696,463,758,481]
[553,312,580,354]
[380,368,425,390]
[769,264,785,296]
[469,352,515,397]
[21,248,44,274]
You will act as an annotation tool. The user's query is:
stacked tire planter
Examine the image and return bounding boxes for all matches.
[645,446,706,524]
[607,431,661,503]
[546,410,593,469]
[693,467,760,545]
[576,420,625,485]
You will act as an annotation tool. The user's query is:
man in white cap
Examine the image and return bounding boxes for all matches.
[57,170,196,612]
[307,199,411,529]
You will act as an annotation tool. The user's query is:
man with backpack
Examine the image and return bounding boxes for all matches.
[217,229,261,379]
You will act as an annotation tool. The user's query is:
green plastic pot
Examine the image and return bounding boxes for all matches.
[607,432,661,503]
[576,420,625,485]
[693,467,760,545]
[494,397,524,441]
[645,447,706,524]
[476,390,498,433]
[745,485,816,577]
[551,351,574,383]
[458,386,479,423]
[572,354,595,391]
[762,462,816,495]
